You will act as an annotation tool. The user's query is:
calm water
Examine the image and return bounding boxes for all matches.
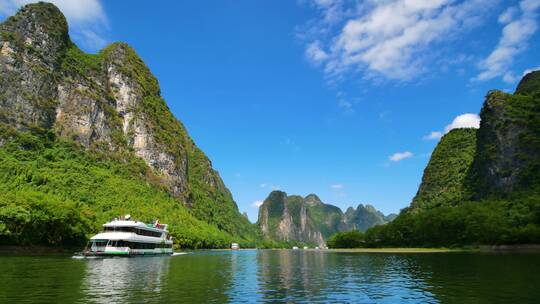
[0,250,539,303]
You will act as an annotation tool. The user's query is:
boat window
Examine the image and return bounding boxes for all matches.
[134,229,162,238]
[93,240,107,246]
[103,226,162,237]
[103,226,136,233]
[108,241,170,249]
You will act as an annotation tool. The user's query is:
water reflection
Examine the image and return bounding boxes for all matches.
[81,256,169,303]
[256,250,437,303]
[225,250,261,302]
[0,255,86,303]
[162,251,232,303]
[410,252,540,304]
[1,251,540,303]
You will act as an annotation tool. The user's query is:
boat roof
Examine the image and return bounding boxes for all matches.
[103,220,168,232]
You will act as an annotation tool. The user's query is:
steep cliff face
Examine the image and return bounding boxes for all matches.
[410,128,477,210]
[257,191,392,245]
[365,71,540,247]
[0,3,255,239]
[468,71,540,199]
[406,70,540,212]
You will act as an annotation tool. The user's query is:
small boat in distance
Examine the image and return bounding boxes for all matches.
[84,215,173,256]
[231,243,239,250]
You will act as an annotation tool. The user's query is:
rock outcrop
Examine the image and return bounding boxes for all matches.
[408,70,540,211]
[469,71,540,199]
[0,3,255,238]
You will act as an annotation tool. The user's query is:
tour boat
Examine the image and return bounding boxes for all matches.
[231,243,239,250]
[84,215,173,256]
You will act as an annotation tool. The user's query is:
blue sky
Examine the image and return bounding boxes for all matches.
[2,0,539,222]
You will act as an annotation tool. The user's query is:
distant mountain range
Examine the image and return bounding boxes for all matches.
[257,191,396,246]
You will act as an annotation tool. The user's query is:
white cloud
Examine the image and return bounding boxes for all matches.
[338,99,352,108]
[444,113,481,132]
[72,28,107,51]
[251,200,264,208]
[330,184,343,189]
[260,183,280,190]
[0,0,108,51]
[425,113,481,142]
[523,66,540,76]
[503,71,518,83]
[423,131,443,140]
[301,0,496,81]
[498,6,519,23]
[337,98,356,115]
[389,151,413,162]
[306,40,329,64]
[474,0,540,82]
[307,0,346,24]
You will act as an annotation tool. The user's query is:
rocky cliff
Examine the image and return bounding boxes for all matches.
[365,70,540,247]
[468,71,540,199]
[408,70,540,211]
[257,191,394,246]
[0,3,256,241]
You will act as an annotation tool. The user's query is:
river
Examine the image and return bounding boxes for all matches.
[0,250,538,303]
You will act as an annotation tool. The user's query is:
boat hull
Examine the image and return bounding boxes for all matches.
[83,251,173,257]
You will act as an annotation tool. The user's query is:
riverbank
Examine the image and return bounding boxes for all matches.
[0,245,77,255]
[321,248,460,253]
[321,245,540,253]
[3,244,540,255]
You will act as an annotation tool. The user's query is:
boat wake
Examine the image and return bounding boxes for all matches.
[72,255,99,259]
[71,252,186,259]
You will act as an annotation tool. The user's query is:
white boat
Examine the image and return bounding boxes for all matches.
[231,243,240,250]
[84,215,173,256]
[292,246,299,250]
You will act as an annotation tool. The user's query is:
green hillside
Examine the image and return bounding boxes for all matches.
[0,3,258,248]
[0,127,251,248]
[410,128,477,210]
[330,70,540,248]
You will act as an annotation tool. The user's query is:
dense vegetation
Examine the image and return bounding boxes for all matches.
[329,198,540,248]
[410,128,477,210]
[329,71,540,248]
[327,231,366,248]
[0,127,255,249]
[468,90,540,199]
[0,2,260,249]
